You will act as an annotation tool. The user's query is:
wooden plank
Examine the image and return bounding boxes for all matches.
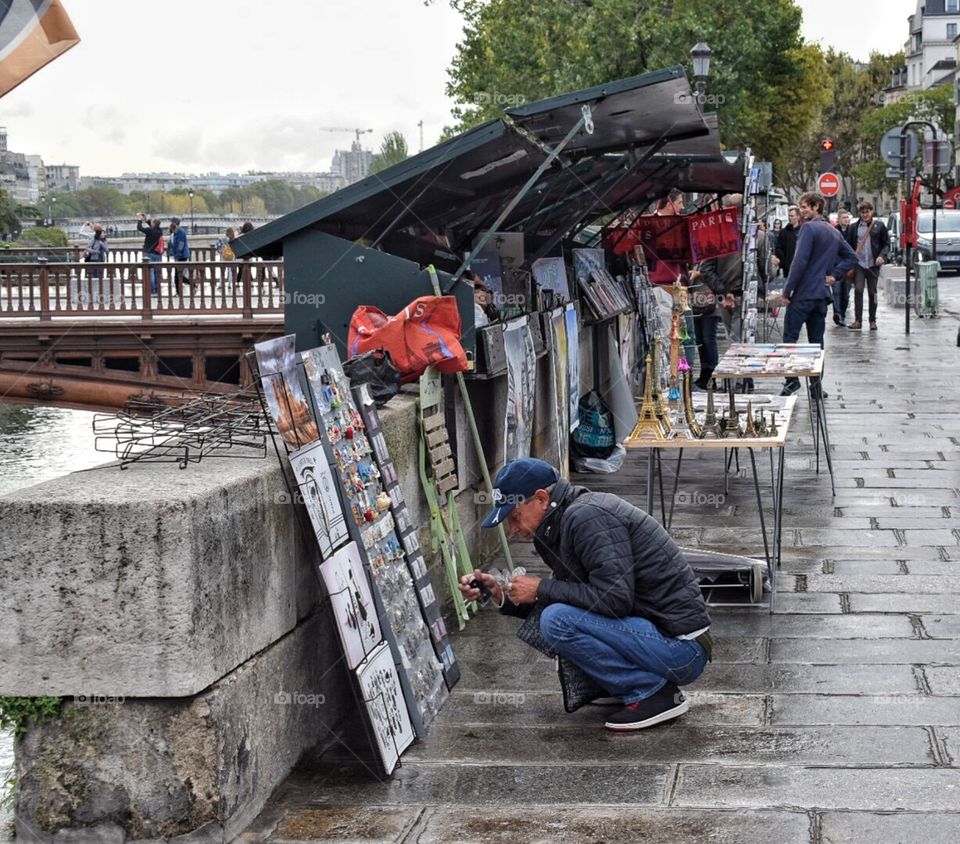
[432,457,456,478]
[423,412,446,433]
[437,475,459,495]
[426,429,447,448]
[428,443,452,463]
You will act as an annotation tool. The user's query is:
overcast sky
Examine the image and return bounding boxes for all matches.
[0,0,912,178]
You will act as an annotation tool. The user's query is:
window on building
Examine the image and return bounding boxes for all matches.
[948,0,959,13]
[949,22,958,39]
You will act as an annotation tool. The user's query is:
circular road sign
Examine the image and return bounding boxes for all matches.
[818,172,841,197]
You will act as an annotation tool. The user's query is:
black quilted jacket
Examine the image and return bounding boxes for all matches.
[519,479,710,637]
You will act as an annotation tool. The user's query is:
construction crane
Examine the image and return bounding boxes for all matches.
[319,127,374,144]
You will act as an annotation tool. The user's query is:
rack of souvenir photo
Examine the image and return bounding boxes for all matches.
[631,249,672,399]
[740,152,763,345]
[249,335,448,774]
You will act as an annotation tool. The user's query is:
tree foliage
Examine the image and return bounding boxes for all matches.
[444,0,817,168]
[854,84,955,194]
[370,131,410,175]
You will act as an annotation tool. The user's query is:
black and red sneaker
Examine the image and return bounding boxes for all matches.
[604,683,688,731]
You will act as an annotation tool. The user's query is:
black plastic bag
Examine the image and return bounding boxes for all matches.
[343,349,402,407]
[571,390,616,460]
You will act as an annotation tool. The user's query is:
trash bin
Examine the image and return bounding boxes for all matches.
[915,260,940,317]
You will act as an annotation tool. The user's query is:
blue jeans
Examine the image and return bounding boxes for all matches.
[145,252,162,293]
[783,297,827,391]
[832,278,849,323]
[539,603,708,704]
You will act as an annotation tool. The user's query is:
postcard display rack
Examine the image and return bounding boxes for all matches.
[252,336,452,776]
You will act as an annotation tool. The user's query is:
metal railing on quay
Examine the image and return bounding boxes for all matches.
[0,259,285,320]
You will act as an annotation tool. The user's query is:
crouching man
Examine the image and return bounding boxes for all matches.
[460,458,711,731]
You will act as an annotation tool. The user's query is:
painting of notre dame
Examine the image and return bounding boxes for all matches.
[254,335,320,448]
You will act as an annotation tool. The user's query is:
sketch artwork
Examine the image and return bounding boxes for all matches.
[319,541,382,669]
[357,641,415,774]
[289,440,349,558]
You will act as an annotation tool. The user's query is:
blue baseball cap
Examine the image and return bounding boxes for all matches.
[481,458,558,528]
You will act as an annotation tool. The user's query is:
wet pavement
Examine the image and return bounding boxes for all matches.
[236,281,960,843]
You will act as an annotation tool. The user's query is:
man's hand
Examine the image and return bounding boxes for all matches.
[723,293,736,311]
[771,256,780,267]
[459,570,503,605]
[688,269,701,282]
[825,275,836,288]
[781,295,791,306]
[507,574,542,605]
[875,256,885,267]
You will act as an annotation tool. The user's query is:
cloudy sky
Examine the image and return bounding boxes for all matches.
[1,0,911,178]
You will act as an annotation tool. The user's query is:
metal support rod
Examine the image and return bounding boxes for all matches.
[442,105,595,295]
[427,266,513,569]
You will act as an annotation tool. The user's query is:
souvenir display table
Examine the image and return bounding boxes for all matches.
[625,394,798,611]
[714,343,835,496]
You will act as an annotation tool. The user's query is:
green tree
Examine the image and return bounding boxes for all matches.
[370,131,410,175]
[444,0,817,169]
[854,84,955,194]
[0,189,20,235]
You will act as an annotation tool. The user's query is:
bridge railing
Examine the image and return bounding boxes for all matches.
[0,245,223,263]
[0,259,285,320]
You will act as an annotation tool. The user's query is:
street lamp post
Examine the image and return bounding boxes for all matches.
[690,40,712,102]
[49,196,56,226]
[188,190,195,235]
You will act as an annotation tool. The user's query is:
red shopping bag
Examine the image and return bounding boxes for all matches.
[348,295,468,382]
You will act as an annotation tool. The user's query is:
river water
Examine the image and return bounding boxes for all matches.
[1,404,107,838]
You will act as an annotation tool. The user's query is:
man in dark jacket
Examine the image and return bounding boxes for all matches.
[780,191,859,396]
[774,205,801,276]
[460,458,711,732]
[843,200,890,330]
[136,213,164,294]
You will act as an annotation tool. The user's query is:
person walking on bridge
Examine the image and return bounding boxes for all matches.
[168,217,191,294]
[137,214,164,294]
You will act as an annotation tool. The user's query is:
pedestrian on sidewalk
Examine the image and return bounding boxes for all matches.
[168,217,191,294]
[137,213,164,294]
[832,209,853,326]
[774,206,801,277]
[460,458,712,732]
[844,200,889,331]
[780,191,859,397]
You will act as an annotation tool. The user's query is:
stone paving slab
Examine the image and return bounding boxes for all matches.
[402,724,935,767]
[409,808,812,844]
[770,638,960,665]
[803,574,960,593]
[672,766,960,811]
[770,694,960,726]
[440,690,766,727]
[849,594,960,614]
[818,812,960,844]
[708,613,913,638]
[925,668,960,695]
[694,664,920,695]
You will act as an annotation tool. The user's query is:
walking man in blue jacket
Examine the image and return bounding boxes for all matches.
[460,458,711,731]
[168,217,191,295]
[780,191,859,396]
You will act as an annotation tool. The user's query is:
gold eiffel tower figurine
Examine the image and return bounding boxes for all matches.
[651,338,671,433]
[699,383,723,439]
[629,353,666,441]
[743,400,758,437]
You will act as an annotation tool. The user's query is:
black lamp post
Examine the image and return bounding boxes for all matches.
[691,40,712,101]
[50,196,56,225]
[188,190,195,235]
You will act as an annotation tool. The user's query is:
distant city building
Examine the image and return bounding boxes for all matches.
[904,0,960,90]
[331,141,374,183]
[46,164,80,192]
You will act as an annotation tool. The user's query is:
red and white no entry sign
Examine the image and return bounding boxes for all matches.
[817,172,840,197]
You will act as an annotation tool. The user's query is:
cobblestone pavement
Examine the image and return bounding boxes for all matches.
[236,281,960,842]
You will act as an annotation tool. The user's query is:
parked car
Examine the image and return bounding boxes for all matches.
[914,209,960,271]
[886,212,903,265]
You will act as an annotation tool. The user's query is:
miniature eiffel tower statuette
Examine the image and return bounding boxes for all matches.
[629,353,666,441]
[743,400,758,437]
[680,365,703,438]
[720,386,741,438]
[768,412,779,438]
[699,384,723,439]
[650,338,671,433]
[754,409,768,437]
